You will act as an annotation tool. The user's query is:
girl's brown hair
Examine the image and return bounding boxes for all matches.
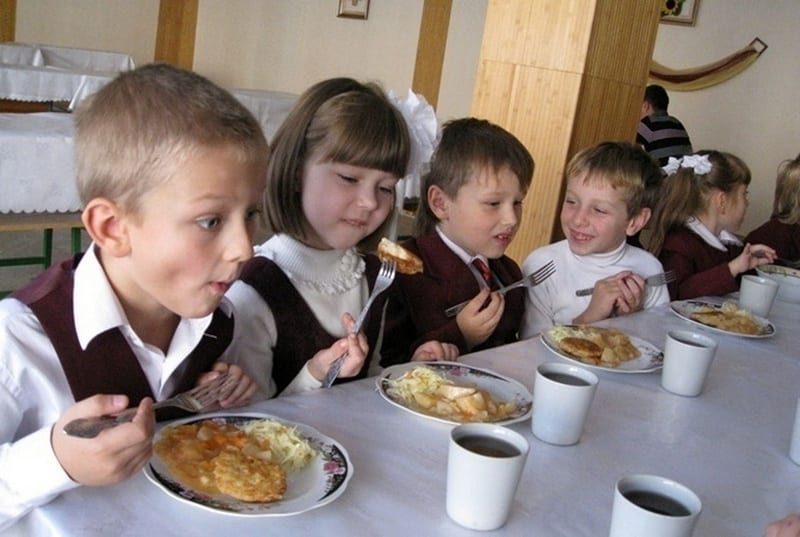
[773,154,800,225]
[647,150,750,255]
[265,78,410,246]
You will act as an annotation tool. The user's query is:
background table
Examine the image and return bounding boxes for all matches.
[7,296,800,536]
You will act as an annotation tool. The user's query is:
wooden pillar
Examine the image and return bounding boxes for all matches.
[412,0,452,108]
[472,0,660,263]
[155,0,198,68]
[0,0,15,42]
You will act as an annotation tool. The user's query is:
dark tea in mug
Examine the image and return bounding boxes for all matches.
[624,490,691,517]
[542,372,591,387]
[457,434,521,458]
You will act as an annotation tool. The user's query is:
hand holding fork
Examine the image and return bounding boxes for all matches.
[444,260,556,317]
[574,270,676,297]
[321,259,397,388]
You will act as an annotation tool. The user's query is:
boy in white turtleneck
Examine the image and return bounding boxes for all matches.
[520,142,669,338]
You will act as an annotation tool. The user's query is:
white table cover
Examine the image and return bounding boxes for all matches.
[0,43,134,109]
[230,88,297,142]
[0,112,80,213]
[7,296,800,536]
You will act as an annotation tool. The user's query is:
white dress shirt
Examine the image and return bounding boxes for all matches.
[0,244,223,530]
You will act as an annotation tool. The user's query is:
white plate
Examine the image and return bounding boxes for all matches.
[144,413,351,516]
[540,326,664,373]
[377,362,532,426]
[670,300,776,338]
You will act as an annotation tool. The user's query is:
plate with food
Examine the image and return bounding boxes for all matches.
[541,325,663,373]
[377,362,532,425]
[670,300,775,338]
[144,413,351,516]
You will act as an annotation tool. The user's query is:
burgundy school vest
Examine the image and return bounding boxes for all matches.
[12,254,233,419]
[239,255,386,394]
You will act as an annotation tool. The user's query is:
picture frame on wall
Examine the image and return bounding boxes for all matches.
[660,0,700,26]
[337,0,370,20]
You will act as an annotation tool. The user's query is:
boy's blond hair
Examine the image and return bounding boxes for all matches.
[774,154,800,225]
[74,63,268,215]
[565,141,662,218]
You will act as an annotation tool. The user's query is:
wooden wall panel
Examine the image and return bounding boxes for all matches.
[412,0,452,108]
[471,0,660,262]
[0,0,15,42]
[154,0,198,68]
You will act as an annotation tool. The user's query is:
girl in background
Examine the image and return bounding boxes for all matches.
[226,77,454,399]
[745,153,800,263]
[647,150,775,299]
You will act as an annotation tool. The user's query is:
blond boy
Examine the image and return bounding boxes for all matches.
[0,64,266,529]
[520,141,669,338]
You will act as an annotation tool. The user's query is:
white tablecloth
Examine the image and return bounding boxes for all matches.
[0,112,80,213]
[7,297,800,536]
[230,88,297,142]
[0,43,134,109]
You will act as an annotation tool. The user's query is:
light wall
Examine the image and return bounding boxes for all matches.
[13,0,485,120]
[13,0,796,235]
[652,0,800,234]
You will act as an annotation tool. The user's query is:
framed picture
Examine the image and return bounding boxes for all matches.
[660,0,700,26]
[337,0,370,20]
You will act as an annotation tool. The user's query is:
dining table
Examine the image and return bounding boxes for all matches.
[6,294,800,536]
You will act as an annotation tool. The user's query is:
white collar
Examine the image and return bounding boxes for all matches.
[571,239,628,267]
[685,217,743,252]
[435,226,489,266]
[256,234,365,294]
[74,243,222,351]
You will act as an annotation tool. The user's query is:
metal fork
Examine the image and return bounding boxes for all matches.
[574,269,676,297]
[321,259,397,388]
[62,372,239,438]
[444,260,556,318]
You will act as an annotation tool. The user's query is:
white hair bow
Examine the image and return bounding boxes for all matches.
[388,89,440,180]
[662,154,712,176]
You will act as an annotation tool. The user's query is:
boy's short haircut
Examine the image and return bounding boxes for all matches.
[265,77,410,242]
[74,63,269,215]
[566,141,662,217]
[416,117,534,235]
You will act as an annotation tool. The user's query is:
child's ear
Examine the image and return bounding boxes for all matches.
[81,198,131,257]
[427,185,451,220]
[626,207,651,236]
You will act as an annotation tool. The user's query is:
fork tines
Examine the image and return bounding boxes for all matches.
[531,260,556,285]
[189,373,238,409]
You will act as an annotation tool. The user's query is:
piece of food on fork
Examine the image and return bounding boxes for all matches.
[377,237,423,275]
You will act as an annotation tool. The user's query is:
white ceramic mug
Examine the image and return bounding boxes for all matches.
[608,474,702,537]
[790,398,800,465]
[446,423,529,531]
[531,362,598,445]
[661,331,717,397]
[739,274,779,318]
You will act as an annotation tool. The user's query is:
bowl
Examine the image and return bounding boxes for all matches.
[756,264,800,303]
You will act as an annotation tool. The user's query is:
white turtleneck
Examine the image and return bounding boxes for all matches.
[519,239,669,338]
[225,234,371,399]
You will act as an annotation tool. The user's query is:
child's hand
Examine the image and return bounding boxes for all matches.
[765,514,800,537]
[199,362,257,409]
[455,289,504,349]
[575,271,643,324]
[307,313,368,382]
[51,395,155,487]
[411,340,460,362]
[728,243,776,276]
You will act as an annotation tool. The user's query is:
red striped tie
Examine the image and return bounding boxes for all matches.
[472,258,493,289]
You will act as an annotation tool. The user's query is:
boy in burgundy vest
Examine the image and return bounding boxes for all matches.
[0,64,268,529]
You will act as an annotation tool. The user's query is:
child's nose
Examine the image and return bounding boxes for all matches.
[226,222,254,262]
[356,187,379,210]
